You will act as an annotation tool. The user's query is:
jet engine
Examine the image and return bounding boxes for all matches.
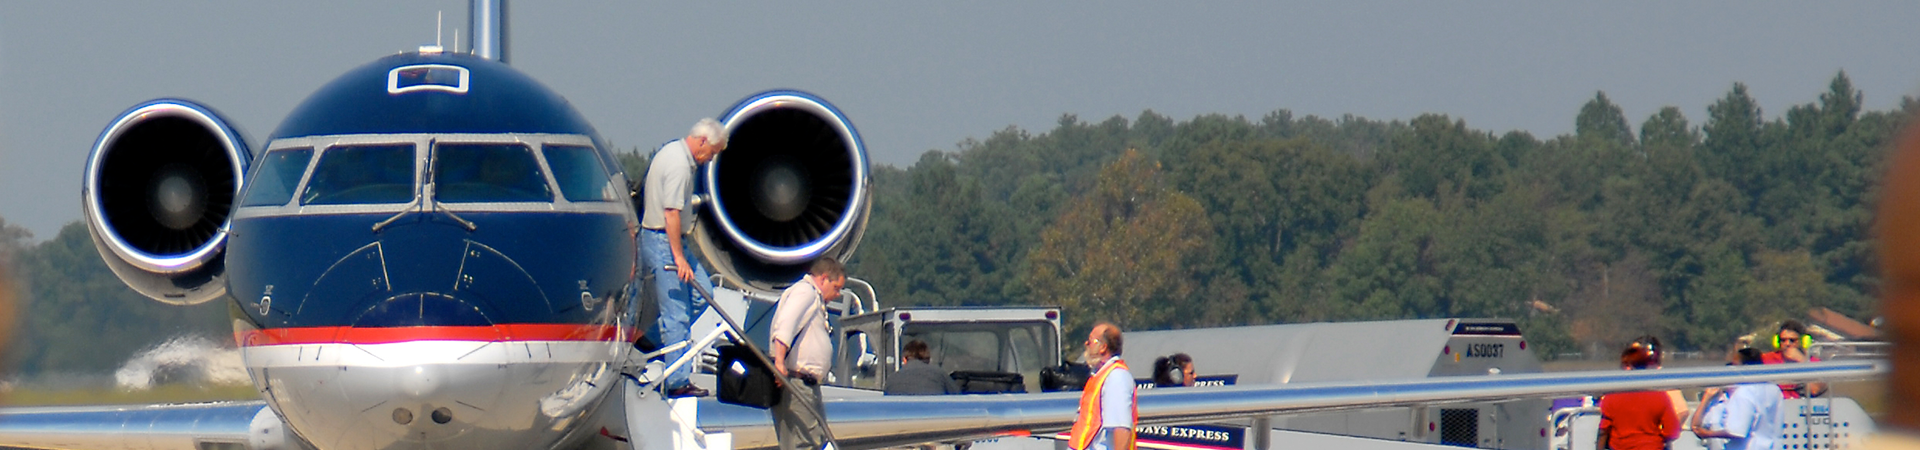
[81,100,250,305]
[693,91,870,293]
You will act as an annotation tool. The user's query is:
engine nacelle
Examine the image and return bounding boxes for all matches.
[82,99,250,305]
[694,91,870,293]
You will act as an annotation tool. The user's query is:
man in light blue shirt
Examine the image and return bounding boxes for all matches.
[1093,357,1136,450]
[1691,349,1782,450]
[1070,322,1135,450]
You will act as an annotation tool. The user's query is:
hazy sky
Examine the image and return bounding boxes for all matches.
[4,2,1919,241]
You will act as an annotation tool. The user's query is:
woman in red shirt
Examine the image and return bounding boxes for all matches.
[1596,340,1680,450]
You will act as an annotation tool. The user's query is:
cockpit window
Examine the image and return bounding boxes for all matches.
[432,143,553,203]
[241,147,313,207]
[542,144,616,202]
[302,144,416,205]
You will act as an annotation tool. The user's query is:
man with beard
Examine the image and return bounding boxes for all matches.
[1069,322,1135,450]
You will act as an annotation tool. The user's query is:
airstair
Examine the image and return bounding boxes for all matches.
[613,271,837,450]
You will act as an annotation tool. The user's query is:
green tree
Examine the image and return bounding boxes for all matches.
[855,152,1018,307]
[0,216,29,264]
[616,147,649,182]
[848,75,1903,356]
[10,223,229,375]
[1560,252,1666,355]
[1170,138,1370,323]
[1380,114,1507,200]
[1701,83,1768,200]
[1576,91,1635,147]
[1744,249,1825,324]
[1026,150,1215,333]
[1326,197,1444,320]
[1817,71,1863,137]
[1675,244,1751,351]
[1639,107,1698,151]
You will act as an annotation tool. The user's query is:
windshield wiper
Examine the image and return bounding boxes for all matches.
[371,196,424,233]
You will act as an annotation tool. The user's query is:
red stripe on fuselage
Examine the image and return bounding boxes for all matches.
[237,324,621,346]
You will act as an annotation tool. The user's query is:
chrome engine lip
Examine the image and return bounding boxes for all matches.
[82,99,248,275]
[706,92,870,265]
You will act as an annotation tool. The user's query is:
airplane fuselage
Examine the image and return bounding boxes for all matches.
[222,52,637,449]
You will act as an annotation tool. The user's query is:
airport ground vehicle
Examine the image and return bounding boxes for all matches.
[814,306,1556,448]
[831,306,1064,395]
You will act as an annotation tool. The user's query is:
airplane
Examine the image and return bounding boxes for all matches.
[0,3,1885,450]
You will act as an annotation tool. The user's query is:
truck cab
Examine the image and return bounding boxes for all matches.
[830,306,1063,394]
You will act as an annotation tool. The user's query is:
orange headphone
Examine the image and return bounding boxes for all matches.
[1772,333,1812,350]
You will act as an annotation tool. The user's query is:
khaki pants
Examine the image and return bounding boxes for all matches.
[772,375,830,450]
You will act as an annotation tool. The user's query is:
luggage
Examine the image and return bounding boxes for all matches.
[1040,363,1092,392]
[716,344,781,408]
[950,370,1026,394]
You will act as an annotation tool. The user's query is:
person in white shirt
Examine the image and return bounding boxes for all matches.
[769,258,846,450]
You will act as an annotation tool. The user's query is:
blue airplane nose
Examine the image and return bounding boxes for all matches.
[350,292,495,328]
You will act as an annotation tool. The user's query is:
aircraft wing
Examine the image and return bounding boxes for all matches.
[0,361,1879,450]
[0,400,294,450]
[703,360,1882,450]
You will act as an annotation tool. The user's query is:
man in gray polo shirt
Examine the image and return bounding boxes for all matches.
[640,118,727,398]
[770,258,846,450]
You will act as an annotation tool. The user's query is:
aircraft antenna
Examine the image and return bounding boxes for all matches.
[419,11,446,54]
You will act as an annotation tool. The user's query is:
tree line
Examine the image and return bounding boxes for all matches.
[850,72,1914,358]
[0,72,1908,377]
[0,218,229,376]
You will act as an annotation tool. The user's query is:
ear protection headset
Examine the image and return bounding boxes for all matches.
[1772,333,1812,350]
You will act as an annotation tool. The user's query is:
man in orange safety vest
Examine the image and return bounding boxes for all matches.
[1069,322,1136,450]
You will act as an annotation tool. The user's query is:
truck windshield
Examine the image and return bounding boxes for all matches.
[902,321,1057,393]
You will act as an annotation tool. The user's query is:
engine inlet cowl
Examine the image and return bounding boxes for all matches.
[695,91,869,291]
[82,99,250,305]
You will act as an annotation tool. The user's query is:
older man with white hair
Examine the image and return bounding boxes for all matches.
[639,118,727,398]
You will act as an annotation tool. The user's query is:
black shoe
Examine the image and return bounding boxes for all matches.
[633,336,660,353]
[666,385,710,398]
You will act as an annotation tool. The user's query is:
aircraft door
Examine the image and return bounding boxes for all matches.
[1008,327,1045,394]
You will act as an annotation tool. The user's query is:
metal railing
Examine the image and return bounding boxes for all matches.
[842,278,880,316]
[658,264,839,449]
[1810,341,1889,361]
[707,274,879,317]
[640,327,732,386]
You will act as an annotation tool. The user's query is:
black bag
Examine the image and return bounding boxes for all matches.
[1040,363,1092,392]
[716,344,781,408]
[950,370,1027,394]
